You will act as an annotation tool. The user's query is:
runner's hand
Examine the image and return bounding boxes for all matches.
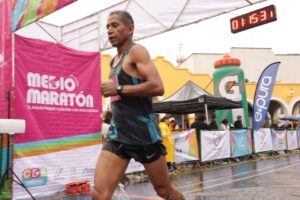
[101,81,118,97]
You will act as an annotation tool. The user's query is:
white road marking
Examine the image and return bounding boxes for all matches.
[188,162,300,193]
[178,158,300,189]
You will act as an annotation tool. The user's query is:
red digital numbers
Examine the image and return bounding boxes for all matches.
[230,5,277,33]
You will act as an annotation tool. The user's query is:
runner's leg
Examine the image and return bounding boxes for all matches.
[92,150,130,200]
[144,156,185,200]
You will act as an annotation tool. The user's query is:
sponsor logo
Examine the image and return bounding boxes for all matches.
[218,74,242,101]
[259,130,267,142]
[26,72,98,113]
[213,132,223,147]
[22,167,48,188]
[254,76,273,122]
[237,135,246,148]
[146,152,156,160]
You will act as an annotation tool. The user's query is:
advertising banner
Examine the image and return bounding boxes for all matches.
[13,35,101,199]
[0,0,4,65]
[253,128,273,153]
[0,0,12,183]
[230,129,252,157]
[213,54,249,127]
[0,0,12,118]
[201,130,230,162]
[11,0,76,31]
[271,129,287,151]
[286,130,298,150]
[252,62,280,131]
[173,129,199,162]
[15,35,101,144]
[13,144,102,199]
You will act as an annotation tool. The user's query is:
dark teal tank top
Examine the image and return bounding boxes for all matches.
[107,44,162,145]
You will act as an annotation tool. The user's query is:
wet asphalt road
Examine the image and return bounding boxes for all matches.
[27,151,300,200]
[116,152,300,200]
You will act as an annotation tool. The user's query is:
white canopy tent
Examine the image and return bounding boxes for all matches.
[16,0,267,52]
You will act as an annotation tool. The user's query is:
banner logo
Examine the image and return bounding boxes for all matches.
[26,72,97,113]
[260,130,267,142]
[219,74,242,101]
[22,167,48,188]
[213,132,223,146]
[254,76,272,122]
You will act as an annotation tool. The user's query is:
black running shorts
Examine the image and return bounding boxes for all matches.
[102,139,167,164]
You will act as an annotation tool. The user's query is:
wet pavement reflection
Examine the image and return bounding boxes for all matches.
[118,152,300,200]
[32,152,300,200]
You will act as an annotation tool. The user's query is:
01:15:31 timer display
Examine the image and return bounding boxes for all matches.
[230,5,277,33]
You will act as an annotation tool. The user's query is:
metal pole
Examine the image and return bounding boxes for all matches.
[205,104,209,124]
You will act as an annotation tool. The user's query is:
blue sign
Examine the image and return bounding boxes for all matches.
[252,62,280,131]
[232,129,249,157]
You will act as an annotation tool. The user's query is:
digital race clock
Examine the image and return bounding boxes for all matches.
[230,4,277,33]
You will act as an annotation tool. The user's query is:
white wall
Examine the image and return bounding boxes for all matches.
[179,48,300,83]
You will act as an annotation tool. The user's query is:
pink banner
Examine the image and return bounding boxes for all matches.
[0,0,12,118]
[14,35,101,144]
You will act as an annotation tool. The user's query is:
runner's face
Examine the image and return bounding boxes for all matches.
[106,14,133,47]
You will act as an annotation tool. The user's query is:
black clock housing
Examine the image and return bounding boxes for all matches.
[230,5,277,33]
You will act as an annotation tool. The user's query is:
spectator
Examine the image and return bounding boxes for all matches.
[234,115,244,129]
[278,119,290,129]
[191,114,210,158]
[191,114,211,131]
[209,115,218,130]
[101,110,112,141]
[159,117,177,172]
[220,119,230,130]
[168,117,176,131]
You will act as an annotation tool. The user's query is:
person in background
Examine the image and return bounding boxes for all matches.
[101,110,112,141]
[278,119,290,129]
[220,119,230,130]
[286,121,295,130]
[159,117,177,173]
[191,114,210,159]
[168,117,176,131]
[270,118,279,129]
[234,115,244,129]
[209,115,218,130]
[191,114,211,132]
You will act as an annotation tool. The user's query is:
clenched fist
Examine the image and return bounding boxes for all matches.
[101,81,118,97]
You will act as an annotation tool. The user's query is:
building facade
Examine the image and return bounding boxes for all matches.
[101,48,300,123]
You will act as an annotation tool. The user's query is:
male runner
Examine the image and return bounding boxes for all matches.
[92,10,185,200]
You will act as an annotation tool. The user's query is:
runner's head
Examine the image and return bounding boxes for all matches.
[107,11,134,47]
